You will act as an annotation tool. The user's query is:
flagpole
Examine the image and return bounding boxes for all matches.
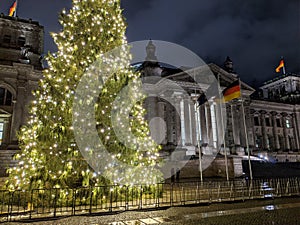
[195,103,203,183]
[282,64,286,75]
[240,80,253,180]
[15,0,18,17]
[218,75,229,181]
[281,56,286,75]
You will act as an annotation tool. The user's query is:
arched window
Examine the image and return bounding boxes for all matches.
[0,87,13,106]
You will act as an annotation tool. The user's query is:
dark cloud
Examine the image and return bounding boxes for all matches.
[1,0,299,86]
[122,0,300,85]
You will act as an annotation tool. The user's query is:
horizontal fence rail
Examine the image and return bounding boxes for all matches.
[0,177,299,222]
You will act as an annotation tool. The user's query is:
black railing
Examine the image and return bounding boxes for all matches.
[0,177,299,222]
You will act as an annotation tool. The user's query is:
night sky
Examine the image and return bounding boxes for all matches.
[1,0,299,87]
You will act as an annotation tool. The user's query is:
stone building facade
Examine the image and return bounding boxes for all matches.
[0,15,43,176]
[0,16,299,178]
[140,41,300,178]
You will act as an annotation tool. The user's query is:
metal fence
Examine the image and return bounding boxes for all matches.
[0,177,299,222]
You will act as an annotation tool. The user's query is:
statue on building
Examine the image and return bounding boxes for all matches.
[19,45,31,64]
[224,56,234,73]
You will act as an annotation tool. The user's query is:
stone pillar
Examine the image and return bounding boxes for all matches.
[146,95,159,143]
[200,104,208,145]
[271,112,280,150]
[166,103,174,144]
[206,103,213,148]
[184,99,192,145]
[232,103,242,154]
[260,110,268,150]
[174,96,182,146]
[249,109,256,148]
[11,80,26,142]
[190,101,197,146]
[292,113,300,150]
[146,95,158,121]
[281,113,290,151]
[157,100,167,145]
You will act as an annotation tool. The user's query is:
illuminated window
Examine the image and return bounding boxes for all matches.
[0,121,3,145]
[286,119,290,128]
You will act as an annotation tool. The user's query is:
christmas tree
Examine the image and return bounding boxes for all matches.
[7,0,162,191]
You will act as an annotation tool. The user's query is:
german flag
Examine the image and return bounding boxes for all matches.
[275,59,284,73]
[222,80,241,102]
[9,1,17,17]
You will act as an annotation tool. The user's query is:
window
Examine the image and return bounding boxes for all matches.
[265,117,271,127]
[286,119,291,128]
[254,116,260,126]
[0,88,13,106]
[0,121,4,145]
[17,36,26,47]
[3,35,11,44]
[276,118,281,127]
[255,136,261,148]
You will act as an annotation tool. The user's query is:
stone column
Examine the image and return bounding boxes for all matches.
[206,103,213,148]
[166,103,174,144]
[281,113,290,151]
[260,110,268,150]
[200,104,208,146]
[157,100,167,145]
[183,98,192,145]
[146,95,158,143]
[249,109,256,148]
[190,101,197,146]
[292,113,300,150]
[271,112,280,150]
[174,96,182,146]
[11,80,26,142]
[232,104,241,152]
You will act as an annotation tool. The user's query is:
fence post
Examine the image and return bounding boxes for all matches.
[109,187,113,212]
[89,186,93,214]
[276,179,280,197]
[71,189,76,215]
[196,183,199,203]
[209,182,212,204]
[53,188,58,218]
[296,178,300,196]
[29,190,33,220]
[139,186,143,209]
[170,183,173,206]
[285,179,290,196]
[156,184,160,208]
[125,186,129,210]
[230,183,234,201]
[7,191,13,222]
[217,183,220,201]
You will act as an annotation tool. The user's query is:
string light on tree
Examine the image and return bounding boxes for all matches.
[7,0,162,191]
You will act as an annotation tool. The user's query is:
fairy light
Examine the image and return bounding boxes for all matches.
[7,0,162,193]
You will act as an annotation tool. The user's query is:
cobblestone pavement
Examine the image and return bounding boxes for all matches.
[5,197,300,225]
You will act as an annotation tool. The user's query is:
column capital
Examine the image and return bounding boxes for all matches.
[271,111,277,116]
[259,110,267,115]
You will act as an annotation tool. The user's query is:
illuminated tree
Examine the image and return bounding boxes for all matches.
[7,0,162,190]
